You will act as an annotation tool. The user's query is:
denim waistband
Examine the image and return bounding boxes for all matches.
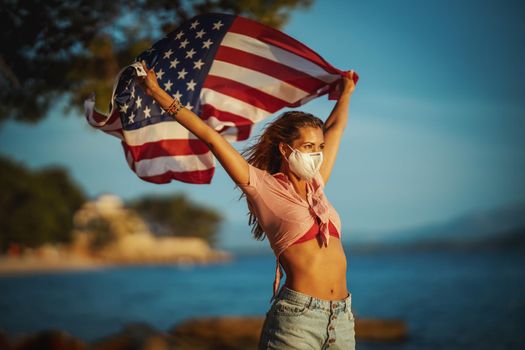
[277,286,352,313]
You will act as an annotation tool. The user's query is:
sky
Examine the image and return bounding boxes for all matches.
[1,0,524,250]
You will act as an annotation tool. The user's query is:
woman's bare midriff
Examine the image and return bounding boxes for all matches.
[279,234,348,301]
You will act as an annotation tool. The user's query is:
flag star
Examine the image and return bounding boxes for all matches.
[179,39,189,48]
[193,59,205,70]
[156,68,165,80]
[185,48,196,59]
[195,29,206,39]
[185,102,193,111]
[213,20,224,30]
[173,90,183,100]
[164,79,173,91]
[131,86,135,98]
[202,39,213,49]
[186,79,196,91]
[175,31,184,40]
[163,49,174,59]
[136,96,142,109]
[119,102,129,113]
[190,20,199,30]
[177,68,188,80]
[128,112,135,124]
[169,58,180,69]
[144,105,151,118]
[160,108,165,115]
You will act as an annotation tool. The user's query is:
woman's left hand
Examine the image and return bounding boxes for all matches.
[341,70,357,96]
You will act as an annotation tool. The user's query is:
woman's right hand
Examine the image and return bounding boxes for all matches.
[139,60,161,97]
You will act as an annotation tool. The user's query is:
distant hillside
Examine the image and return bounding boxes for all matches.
[350,227,525,253]
[349,201,525,253]
[384,201,525,243]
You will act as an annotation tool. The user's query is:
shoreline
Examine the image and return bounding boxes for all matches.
[0,253,233,277]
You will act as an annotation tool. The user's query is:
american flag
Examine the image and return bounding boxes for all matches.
[85,13,358,184]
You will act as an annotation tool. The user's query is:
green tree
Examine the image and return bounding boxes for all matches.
[0,156,86,251]
[129,194,222,247]
[0,0,313,124]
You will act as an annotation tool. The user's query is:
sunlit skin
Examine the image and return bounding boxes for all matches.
[277,126,348,300]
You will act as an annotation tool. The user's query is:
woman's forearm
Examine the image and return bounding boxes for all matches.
[150,86,213,143]
[324,91,351,132]
[148,84,250,184]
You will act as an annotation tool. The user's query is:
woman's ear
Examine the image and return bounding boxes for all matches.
[278,142,287,158]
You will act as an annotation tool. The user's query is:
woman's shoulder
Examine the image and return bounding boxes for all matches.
[237,163,278,191]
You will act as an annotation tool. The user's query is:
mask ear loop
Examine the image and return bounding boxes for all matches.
[284,143,296,160]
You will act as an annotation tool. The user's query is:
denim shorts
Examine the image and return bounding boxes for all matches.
[258,286,356,349]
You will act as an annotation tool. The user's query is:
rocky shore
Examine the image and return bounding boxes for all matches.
[0,194,232,276]
[0,316,407,350]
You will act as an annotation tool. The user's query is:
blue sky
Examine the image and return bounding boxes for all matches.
[1,0,524,249]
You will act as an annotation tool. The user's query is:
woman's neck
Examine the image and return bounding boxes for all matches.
[279,164,308,197]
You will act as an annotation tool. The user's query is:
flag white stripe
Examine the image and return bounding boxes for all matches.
[123,121,198,146]
[208,60,309,103]
[221,32,340,84]
[200,88,271,123]
[132,151,215,177]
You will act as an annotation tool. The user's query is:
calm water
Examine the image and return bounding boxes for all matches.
[0,250,524,349]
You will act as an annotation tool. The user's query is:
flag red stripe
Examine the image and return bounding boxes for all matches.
[123,139,210,161]
[214,46,326,93]
[138,168,215,184]
[203,75,288,113]
[229,16,343,76]
[93,109,120,125]
[201,104,254,140]
[201,103,254,126]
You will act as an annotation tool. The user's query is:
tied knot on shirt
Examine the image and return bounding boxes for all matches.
[310,190,331,246]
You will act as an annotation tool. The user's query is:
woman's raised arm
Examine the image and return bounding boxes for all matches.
[319,71,356,185]
[139,61,250,186]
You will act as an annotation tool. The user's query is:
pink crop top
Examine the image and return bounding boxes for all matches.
[237,164,342,303]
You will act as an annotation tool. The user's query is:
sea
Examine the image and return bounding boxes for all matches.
[0,249,524,349]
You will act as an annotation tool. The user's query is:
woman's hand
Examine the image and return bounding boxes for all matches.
[341,70,356,96]
[138,60,161,97]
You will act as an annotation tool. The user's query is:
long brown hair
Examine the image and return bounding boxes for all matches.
[238,111,324,241]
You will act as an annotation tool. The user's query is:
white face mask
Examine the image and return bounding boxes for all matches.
[285,144,323,181]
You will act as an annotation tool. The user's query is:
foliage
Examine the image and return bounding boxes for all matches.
[0,0,313,124]
[0,156,86,251]
[129,194,223,246]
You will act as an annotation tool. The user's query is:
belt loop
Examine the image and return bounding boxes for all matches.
[306,295,313,310]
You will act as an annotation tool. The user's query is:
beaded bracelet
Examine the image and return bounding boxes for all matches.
[165,98,184,118]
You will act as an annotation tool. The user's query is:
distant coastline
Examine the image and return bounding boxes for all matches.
[348,227,525,254]
[0,249,232,277]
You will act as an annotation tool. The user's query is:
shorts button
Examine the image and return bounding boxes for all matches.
[328,338,336,343]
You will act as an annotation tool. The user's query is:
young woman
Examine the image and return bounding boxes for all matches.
[139,61,356,349]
